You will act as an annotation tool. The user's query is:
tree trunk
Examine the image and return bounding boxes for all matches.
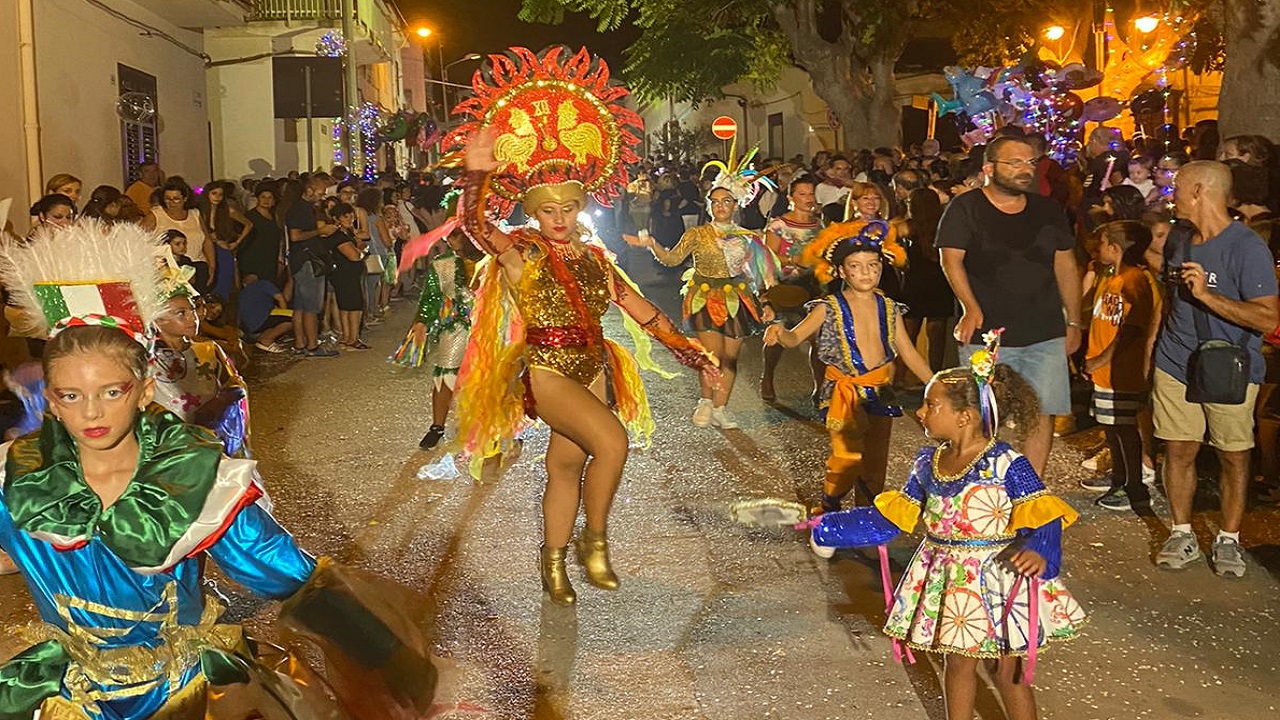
[772,2,904,151]
[1218,0,1280,137]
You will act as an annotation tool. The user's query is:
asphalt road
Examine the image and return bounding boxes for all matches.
[2,252,1278,719]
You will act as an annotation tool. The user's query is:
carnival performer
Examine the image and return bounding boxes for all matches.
[626,145,779,429]
[150,256,251,457]
[0,220,436,719]
[446,46,718,606]
[765,224,933,516]
[810,331,1085,720]
[762,175,825,403]
[392,220,479,450]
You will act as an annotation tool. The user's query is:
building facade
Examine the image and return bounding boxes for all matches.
[207,0,410,180]
[0,0,413,234]
[0,0,232,227]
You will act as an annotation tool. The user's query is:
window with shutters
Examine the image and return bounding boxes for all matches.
[118,64,158,187]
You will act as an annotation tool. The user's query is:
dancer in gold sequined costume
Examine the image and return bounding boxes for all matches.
[444,47,718,606]
[627,145,780,429]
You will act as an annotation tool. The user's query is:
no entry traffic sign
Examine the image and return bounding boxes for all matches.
[712,115,737,140]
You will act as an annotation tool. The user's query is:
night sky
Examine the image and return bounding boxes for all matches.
[395,0,639,75]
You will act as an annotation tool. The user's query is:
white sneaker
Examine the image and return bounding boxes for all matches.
[710,406,739,429]
[810,532,836,559]
[692,399,713,427]
[1142,463,1158,487]
[1081,447,1110,472]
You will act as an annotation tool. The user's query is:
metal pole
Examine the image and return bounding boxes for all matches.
[341,0,360,175]
[438,44,448,121]
[304,64,315,172]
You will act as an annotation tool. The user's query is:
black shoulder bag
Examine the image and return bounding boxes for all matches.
[1179,237,1250,405]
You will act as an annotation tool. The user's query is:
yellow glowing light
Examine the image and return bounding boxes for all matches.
[416,26,432,38]
[1044,25,1066,41]
[1134,15,1160,33]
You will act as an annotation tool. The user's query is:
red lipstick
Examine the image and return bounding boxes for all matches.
[83,427,110,439]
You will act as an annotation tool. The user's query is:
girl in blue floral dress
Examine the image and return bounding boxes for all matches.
[812,331,1086,720]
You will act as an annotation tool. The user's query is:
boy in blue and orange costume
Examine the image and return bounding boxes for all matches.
[765,221,934,519]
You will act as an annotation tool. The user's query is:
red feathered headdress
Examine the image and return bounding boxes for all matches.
[443,46,642,216]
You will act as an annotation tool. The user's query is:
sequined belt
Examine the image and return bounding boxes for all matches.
[924,534,1016,548]
[526,325,600,348]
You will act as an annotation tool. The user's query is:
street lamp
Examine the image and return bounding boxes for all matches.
[1134,15,1160,33]
[1044,25,1066,41]
[442,53,483,114]
[445,53,483,72]
[412,26,450,121]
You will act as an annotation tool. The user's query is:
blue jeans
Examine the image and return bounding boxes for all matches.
[292,263,326,315]
[960,337,1071,416]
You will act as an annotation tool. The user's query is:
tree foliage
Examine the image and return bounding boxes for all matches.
[520,0,934,147]
[520,0,788,104]
[517,0,1279,146]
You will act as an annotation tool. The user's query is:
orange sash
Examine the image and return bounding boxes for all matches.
[824,362,894,430]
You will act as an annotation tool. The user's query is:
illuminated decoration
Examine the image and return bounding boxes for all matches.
[443,46,642,217]
[931,2,1216,162]
[1044,25,1066,41]
[354,102,382,180]
[933,63,1089,163]
[329,102,384,177]
[315,31,346,58]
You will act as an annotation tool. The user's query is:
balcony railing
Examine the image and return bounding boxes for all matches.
[248,0,342,21]
[248,0,405,60]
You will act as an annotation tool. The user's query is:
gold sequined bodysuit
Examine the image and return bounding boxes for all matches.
[516,235,613,386]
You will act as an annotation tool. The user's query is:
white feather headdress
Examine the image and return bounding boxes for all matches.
[0,220,167,345]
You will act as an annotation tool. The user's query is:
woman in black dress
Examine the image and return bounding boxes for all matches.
[328,203,369,350]
[239,183,283,284]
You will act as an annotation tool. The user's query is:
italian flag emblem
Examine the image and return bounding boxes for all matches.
[33,281,142,333]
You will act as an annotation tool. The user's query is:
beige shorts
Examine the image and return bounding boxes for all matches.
[1152,367,1259,451]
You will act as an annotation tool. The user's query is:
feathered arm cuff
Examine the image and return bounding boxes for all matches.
[462,171,514,257]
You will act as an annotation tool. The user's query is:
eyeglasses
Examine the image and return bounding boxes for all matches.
[992,158,1041,169]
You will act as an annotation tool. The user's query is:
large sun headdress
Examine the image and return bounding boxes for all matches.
[703,138,778,207]
[0,220,167,347]
[443,46,642,217]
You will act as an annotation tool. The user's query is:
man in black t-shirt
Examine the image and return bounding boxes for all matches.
[938,135,1084,476]
[285,178,338,357]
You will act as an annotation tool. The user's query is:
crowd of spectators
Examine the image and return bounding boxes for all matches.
[13,163,451,361]
[614,120,1280,573]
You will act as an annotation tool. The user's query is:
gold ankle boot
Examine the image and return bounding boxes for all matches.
[539,546,576,605]
[575,528,620,590]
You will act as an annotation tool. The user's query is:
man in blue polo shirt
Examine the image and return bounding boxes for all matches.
[1150,161,1279,577]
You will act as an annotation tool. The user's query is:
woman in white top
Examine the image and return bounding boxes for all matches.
[144,176,216,293]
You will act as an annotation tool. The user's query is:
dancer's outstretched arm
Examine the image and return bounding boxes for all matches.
[607,267,717,374]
